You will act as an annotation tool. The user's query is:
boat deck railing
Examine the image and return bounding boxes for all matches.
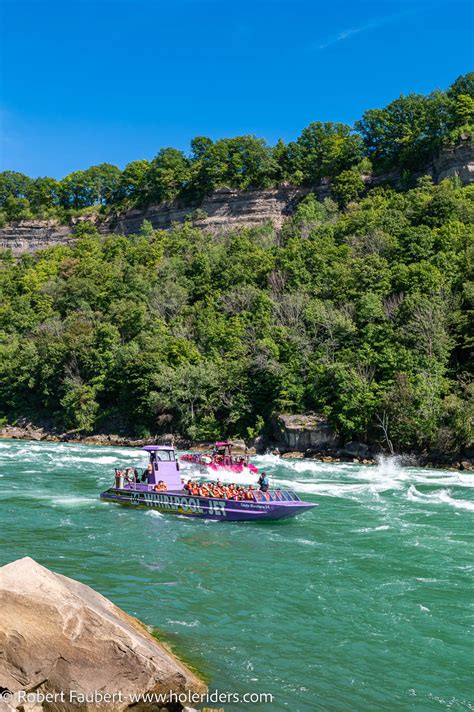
[122,482,301,502]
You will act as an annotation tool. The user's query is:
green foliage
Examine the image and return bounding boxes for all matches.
[287,122,364,183]
[60,379,99,432]
[1,75,471,222]
[0,178,471,454]
[356,74,474,172]
[331,169,366,208]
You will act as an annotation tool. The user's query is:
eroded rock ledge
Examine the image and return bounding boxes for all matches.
[0,139,472,256]
[0,557,205,711]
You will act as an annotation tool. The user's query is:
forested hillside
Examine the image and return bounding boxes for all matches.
[0,177,472,454]
[0,74,473,224]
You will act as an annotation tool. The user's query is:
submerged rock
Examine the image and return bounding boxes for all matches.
[0,558,206,711]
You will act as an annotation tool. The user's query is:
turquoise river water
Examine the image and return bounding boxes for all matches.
[0,440,472,711]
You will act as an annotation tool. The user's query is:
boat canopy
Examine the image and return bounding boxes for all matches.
[141,445,180,488]
[142,445,175,452]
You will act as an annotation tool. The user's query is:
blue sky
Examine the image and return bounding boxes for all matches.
[0,0,472,178]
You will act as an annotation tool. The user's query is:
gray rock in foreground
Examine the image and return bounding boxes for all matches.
[0,558,205,711]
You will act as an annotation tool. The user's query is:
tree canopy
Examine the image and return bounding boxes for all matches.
[0,177,472,454]
[1,74,472,224]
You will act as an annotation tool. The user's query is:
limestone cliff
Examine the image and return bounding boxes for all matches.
[0,220,74,257]
[433,134,474,183]
[102,184,315,236]
[0,140,472,256]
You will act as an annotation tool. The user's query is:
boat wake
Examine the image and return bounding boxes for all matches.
[1,440,472,515]
[182,454,474,512]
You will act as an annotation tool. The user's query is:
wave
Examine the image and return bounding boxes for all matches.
[353,525,391,533]
[53,455,121,465]
[407,485,474,512]
[51,494,97,507]
[166,619,199,627]
[1,491,96,507]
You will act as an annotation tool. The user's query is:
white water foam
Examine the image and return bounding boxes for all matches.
[407,485,474,512]
[51,495,97,507]
[51,455,121,465]
[2,491,96,507]
[354,525,391,533]
[167,619,199,627]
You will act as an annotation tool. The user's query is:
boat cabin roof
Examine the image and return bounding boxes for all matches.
[215,441,231,447]
[142,445,175,452]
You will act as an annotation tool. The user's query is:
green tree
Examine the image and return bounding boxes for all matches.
[148,148,191,202]
[117,160,151,203]
[60,378,99,432]
[288,122,364,183]
[331,169,365,207]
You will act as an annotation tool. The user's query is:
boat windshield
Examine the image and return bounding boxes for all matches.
[153,450,175,462]
[253,489,301,502]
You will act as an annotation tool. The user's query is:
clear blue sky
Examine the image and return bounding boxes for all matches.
[0,0,472,178]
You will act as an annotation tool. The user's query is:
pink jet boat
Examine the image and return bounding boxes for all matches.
[180,441,258,475]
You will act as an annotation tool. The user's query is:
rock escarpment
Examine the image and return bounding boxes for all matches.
[103,185,315,236]
[0,139,472,256]
[271,413,340,453]
[0,557,205,711]
[0,221,74,257]
[433,134,474,183]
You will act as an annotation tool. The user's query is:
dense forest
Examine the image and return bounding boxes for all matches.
[0,74,473,224]
[0,176,472,454]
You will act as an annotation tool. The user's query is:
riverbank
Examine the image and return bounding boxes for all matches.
[1,420,472,471]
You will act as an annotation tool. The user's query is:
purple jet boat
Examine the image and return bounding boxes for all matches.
[100,446,317,522]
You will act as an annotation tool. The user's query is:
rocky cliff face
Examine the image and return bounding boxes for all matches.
[433,134,474,183]
[1,140,472,256]
[0,221,74,257]
[103,185,316,236]
[270,413,340,453]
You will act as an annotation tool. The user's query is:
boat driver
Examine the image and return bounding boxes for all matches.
[142,463,153,482]
[258,472,269,492]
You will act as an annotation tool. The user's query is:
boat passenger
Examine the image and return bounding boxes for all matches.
[258,472,269,492]
[155,480,168,492]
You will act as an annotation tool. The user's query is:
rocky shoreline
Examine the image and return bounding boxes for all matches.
[0,419,472,471]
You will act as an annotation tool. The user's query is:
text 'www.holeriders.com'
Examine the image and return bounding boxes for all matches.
[1,689,274,706]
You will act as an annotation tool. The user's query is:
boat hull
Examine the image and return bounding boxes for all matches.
[100,488,317,521]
